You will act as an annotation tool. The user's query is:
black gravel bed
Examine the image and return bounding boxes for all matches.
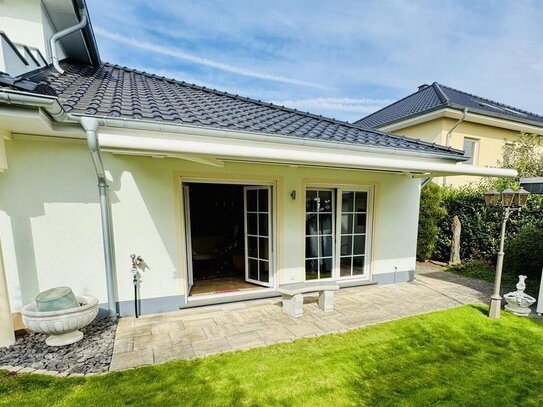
[0,317,117,374]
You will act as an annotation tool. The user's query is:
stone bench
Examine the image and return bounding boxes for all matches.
[277,282,339,317]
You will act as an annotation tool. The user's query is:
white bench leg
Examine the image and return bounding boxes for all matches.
[282,293,303,317]
[318,290,334,312]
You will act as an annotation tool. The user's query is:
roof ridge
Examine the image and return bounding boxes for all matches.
[437,83,543,120]
[432,82,449,104]
[353,83,447,125]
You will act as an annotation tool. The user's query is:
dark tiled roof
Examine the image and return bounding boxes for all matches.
[12,61,465,158]
[355,82,543,129]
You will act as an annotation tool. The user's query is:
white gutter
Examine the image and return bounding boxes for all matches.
[50,14,88,74]
[86,115,467,162]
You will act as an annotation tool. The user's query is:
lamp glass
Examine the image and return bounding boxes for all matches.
[484,189,500,207]
[513,187,530,207]
[501,188,515,207]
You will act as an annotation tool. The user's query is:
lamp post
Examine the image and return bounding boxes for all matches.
[484,187,530,318]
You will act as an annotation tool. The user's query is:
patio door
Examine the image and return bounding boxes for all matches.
[183,184,194,294]
[244,186,273,287]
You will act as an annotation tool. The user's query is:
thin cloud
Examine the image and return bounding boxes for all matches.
[94,27,332,90]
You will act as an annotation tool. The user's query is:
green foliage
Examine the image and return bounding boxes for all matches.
[504,225,543,296]
[417,182,446,260]
[1,307,542,406]
[434,186,500,261]
[500,132,543,178]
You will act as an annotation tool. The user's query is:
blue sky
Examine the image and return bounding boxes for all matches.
[87,0,543,122]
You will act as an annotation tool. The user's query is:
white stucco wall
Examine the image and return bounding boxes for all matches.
[0,136,421,312]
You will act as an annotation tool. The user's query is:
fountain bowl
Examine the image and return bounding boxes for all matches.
[504,293,536,316]
[21,296,99,346]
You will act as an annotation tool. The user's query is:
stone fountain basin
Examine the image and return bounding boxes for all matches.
[21,296,99,346]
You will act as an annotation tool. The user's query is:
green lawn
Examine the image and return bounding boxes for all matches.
[1,305,542,407]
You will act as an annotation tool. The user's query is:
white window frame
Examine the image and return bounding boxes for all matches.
[304,185,374,282]
[463,137,479,165]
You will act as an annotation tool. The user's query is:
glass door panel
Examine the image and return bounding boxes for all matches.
[305,189,334,280]
[244,186,272,287]
[338,190,369,279]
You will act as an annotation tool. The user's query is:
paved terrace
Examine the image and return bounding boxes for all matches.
[110,272,490,371]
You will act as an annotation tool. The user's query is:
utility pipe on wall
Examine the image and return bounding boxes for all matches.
[50,14,88,74]
[80,117,117,320]
[443,108,468,186]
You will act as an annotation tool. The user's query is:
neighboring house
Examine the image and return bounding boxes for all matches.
[354,83,543,186]
[0,0,514,344]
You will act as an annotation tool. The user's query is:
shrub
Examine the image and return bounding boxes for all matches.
[504,225,543,297]
[417,182,446,260]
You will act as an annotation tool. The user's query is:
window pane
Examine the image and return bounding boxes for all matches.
[306,190,318,212]
[258,189,268,212]
[354,213,366,234]
[340,257,352,277]
[248,236,258,258]
[248,258,258,280]
[318,191,332,212]
[319,214,333,235]
[341,214,353,234]
[342,191,354,212]
[353,235,366,255]
[463,139,476,165]
[353,256,365,275]
[247,190,257,211]
[305,214,318,235]
[306,237,319,258]
[259,214,269,236]
[320,236,333,257]
[305,259,319,280]
[355,192,367,212]
[340,236,352,256]
[320,258,333,279]
[247,213,258,235]
[259,261,269,282]
[259,238,269,260]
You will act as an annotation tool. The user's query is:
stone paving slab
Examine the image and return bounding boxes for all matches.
[109,274,486,371]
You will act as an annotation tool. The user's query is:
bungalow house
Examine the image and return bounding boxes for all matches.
[0,0,514,346]
[354,83,543,186]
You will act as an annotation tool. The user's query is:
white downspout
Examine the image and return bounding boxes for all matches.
[442,108,468,186]
[80,117,117,320]
[50,14,88,74]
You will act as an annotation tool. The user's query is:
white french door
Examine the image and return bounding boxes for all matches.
[183,184,194,294]
[244,186,273,287]
[304,187,372,281]
[336,189,371,280]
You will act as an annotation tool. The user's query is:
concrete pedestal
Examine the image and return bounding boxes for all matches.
[282,293,303,317]
[318,290,334,312]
